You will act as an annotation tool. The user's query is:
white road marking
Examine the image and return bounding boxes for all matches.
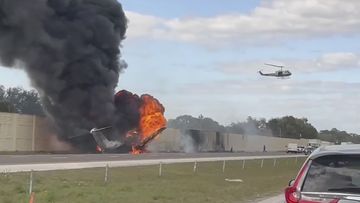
[52,156,68,159]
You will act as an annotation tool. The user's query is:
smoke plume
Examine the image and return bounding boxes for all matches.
[0,0,128,149]
[180,133,196,153]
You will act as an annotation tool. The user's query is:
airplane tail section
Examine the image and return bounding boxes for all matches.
[90,127,122,150]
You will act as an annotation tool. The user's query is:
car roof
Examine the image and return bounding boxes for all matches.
[309,144,360,159]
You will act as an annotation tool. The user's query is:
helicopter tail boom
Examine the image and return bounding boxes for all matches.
[258,71,273,76]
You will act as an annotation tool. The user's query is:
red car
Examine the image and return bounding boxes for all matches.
[285,144,360,203]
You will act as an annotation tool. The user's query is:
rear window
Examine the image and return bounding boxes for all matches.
[302,155,360,193]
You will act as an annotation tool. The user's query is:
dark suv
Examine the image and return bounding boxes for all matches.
[285,144,360,203]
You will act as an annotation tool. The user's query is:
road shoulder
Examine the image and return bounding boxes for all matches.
[256,193,284,203]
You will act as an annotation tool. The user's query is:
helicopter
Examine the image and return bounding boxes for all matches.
[259,63,292,78]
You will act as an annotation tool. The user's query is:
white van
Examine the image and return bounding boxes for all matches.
[287,143,298,153]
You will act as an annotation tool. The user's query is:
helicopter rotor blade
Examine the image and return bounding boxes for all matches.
[264,63,284,68]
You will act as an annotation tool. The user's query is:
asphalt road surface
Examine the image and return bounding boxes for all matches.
[0,152,289,165]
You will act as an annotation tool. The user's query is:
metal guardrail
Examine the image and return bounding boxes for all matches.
[0,154,306,173]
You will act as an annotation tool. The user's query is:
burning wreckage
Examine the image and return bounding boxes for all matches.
[90,90,167,154]
[0,0,166,153]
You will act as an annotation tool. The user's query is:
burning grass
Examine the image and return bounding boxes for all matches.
[0,157,306,203]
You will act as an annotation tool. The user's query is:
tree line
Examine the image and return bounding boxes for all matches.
[0,86,43,115]
[168,115,360,143]
[1,87,359,143]
[318,128,360,144]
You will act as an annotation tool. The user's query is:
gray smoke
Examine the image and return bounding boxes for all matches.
[180,133,197,153]
[0,0,127,149]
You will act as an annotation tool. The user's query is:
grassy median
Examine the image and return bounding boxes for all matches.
[0,157,305,203]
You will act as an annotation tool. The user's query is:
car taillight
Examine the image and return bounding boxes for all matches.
[285,160,311,203]
[285,186,300,203]
[285,160,340,203]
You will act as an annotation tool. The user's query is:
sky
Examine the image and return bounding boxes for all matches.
[1,0,360,133]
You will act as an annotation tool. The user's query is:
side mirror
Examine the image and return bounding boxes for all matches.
[288,179,295,187]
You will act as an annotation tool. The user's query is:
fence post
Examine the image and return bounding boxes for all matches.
[29,192,35,203]
[273,159,277,167]
[193,161,197,173]
[104,164,109,183]
[242,160,246,169]
[222,160,226,173]
[29,170,33,194]
[261,159,264,168]
[159,162,163,177]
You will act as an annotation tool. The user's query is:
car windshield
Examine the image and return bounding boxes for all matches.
[302,155,360,194]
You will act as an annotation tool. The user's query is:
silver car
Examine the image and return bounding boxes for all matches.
[285,144,360,203]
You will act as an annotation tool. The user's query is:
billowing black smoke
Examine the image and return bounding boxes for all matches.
[0,0,128,150]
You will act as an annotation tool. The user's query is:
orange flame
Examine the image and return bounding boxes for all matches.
[130,95,167,154]
[139,95,167,139]
[111,90,166,154]
[131,146,142,155]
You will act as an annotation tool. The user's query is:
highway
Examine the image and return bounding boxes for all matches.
[0,152,288,165]
[0,152,305,173]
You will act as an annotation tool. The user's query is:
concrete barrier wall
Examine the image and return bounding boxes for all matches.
[147,128,182,152]
[0,112,69,152]
[150,128,310,152]
[225,133,308,152]
[0,112,312,152]
[148,129,226,152]
[33,116,58,152]
[0,113,35,151]
[0,113,14,151]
